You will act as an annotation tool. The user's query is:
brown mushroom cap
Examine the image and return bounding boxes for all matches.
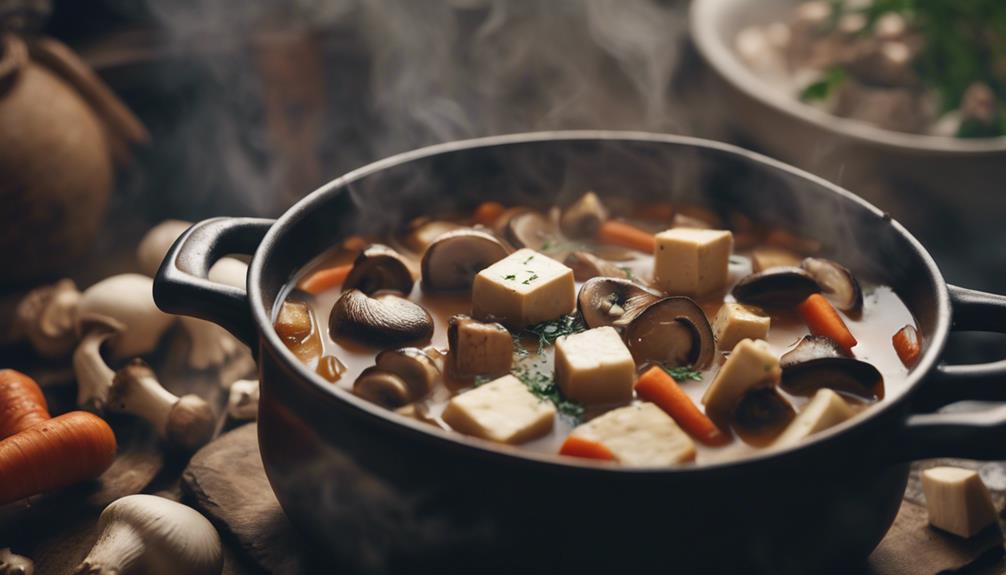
[801,257,864,314]
[560,191,608,238]
[732,388,796,446]
[623,296,717,369]
[375,347,440,400]
[780,335,883,399]
[732,267,822,308]
[420,229,509,292]
[329,289,433,346]
[504,211,558,251]
[343,244,415,295]
[353,367,412,408]
[577,277,661,329]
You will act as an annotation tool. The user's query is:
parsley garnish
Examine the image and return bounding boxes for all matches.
[800,66,846,102]
[662,365,703,382]
[522,272,540,285]
[511,333,530,359]
[503,274,516,281]
[619,266,635,280]
[512,364,584,422]
[522,254,535,264]
[525,313,586,351]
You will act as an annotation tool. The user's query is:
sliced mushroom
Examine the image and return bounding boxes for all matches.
[801,257,863,314]
[402,219,462,253]
[560,191,608,238]
[733,387,796,447]
[375,347,440,400]
[504,211,558,251]
[624,297,716,369]
[780,335,883,400]
[343,244,414,295]
[564,252,630,282]
[329,290,433,346]
[577,277,661,329]
[353,367,412,408]
[731,267,821,308]
[421,229,509,291]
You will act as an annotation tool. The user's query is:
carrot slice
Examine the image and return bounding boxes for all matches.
[596,221,656,253]
[799,293,858,353]
[635,366,728,446]
[473,201,506,227]
[892,325,921,367]
[559,435,615,461]
[299,264,353,294]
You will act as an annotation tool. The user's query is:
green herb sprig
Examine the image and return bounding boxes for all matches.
[512,364,584,422]
[525,313,586,351]
[662,365,704,382]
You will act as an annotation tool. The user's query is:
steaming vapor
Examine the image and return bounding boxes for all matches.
[127,0,690,216]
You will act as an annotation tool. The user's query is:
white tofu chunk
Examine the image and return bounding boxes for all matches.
[442,374,555,444]
[772,389,854,449]
[555,326,635,406]
[570,403,696,466]
[751,247,801,273]
[922,467,999,539]
[653,228,734,296]
[472,249,575,327]
[701,338,780,421]
[714,303,771,350]
[448,315,513,378]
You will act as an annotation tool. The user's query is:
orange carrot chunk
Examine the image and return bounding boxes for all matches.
[473,201,506,227]
[559,435,615,461]
[0,411,117,505]
[0,370,51,440]
[299,263,353,295]
[635,366,728,446]
[799,293,858,353]
[596,221,656,253]
[892,325,921,367]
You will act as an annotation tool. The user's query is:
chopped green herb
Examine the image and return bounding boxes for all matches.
[512,364,584,422]
[522,272,540,285]
[511,333,531,359]
[662,365,703,382]
[474,375,492,387]
[522,254,535,264]
[619,266,635,280]
[800,66,846,102]
[503,274,517,281]
[525,313,586,350]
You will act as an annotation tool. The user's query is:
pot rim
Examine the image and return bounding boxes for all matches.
[248,130,951,475]
[690,0,1006,156]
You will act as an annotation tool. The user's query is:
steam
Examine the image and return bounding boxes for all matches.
[124,0,690,217]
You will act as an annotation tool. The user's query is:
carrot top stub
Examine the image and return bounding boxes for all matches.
[799,293,857,353]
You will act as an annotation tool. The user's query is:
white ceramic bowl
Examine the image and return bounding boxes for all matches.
[690,0,1006,289]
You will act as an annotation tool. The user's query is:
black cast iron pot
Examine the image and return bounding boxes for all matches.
[154,132,1006,574]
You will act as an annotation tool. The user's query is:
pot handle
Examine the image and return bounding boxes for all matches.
[894,284,1006,460]
[153,217,274,348]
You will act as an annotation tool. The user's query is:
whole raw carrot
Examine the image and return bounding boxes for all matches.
[559,435,615,461]
[298,263,353,294]
[799,293,858,353]
[473,201,506,227]
[635,366,728,446]
[0,411,117,505]
[892,325,921,367]
[0,370,51,440]
[596,221,656,253]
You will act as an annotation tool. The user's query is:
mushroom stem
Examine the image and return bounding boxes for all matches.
[74,494,223,575]
[179,316,241,370]
[227,379,259,421]
[0,548,34,575]
[108,360,216,452]
[72,315,125,412]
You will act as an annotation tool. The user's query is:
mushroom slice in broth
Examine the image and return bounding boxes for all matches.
[781,336,884,400]
[421,229,509,292]
[623,297,716,369]
[801,257,864,314]
[343,244,414,295]
[329,289,434,346]
[732,267,821,308]
[577,277,661,329]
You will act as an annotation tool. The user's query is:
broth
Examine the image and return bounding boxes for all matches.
[274,205,917,466]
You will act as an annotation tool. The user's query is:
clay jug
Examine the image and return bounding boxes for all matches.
[0,34,147,287]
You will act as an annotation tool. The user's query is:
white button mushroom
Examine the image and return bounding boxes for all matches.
[227,379,259,421]
[73,494,223,575]
[77,274,174,360]
[13,279,81,359]
[136,219,193,277]
[0,548,33,575]
[72,315,126,412]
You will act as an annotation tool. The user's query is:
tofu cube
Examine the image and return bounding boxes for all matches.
[701,338,781,421]
[570,403,696,466]
[442,374,555,444]
[772,389,854,449]
[447,315,513,378]
[714,303,771,350]
[472,249,575,327]
[555,326,636,406]
[922,467,999,539]
[653,229,733,296]
[751,247,801,273]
